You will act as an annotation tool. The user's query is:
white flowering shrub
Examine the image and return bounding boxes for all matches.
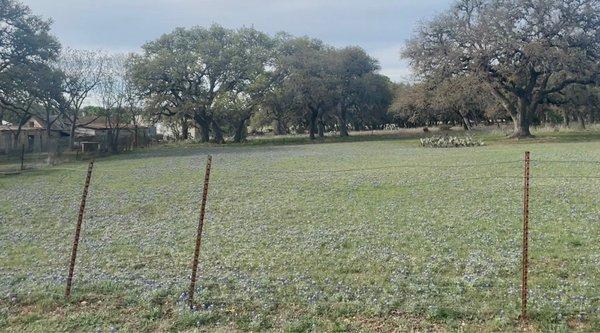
[420,135,484,148]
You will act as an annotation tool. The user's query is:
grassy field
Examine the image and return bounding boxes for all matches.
[1,130,599,332]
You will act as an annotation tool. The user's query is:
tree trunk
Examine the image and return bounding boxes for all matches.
[489,86,533,138]
[133,125,139,147]
[45,132,53,151]
[43,108,57,162]
[338,106,349,137]
[3,108,29,148]
[233,118,248,143]
[69,118,77,149]
[194,115,210,142]
[108,129,119,153]
[455,109,470,131]
[105,129,112,153]
[462,116,471,131]
[510,114,532,137]
[114,128,122,153]
[576,111,586,129]
[12,126,23,150]
[509,98,533,138]
[273,119,287,135]
[308,110,317,140]
[212,120,224,144]
[200,122,210,142]
[317,117,325,138]
[510,114,532,138]
[44,108,53,151]
[181,119,189,140]
[563,111,570,127]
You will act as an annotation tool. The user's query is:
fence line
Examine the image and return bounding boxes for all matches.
[13,160,523,173]
[11,162,600,187]
[532,159,600,164]
[18,150,595,324]
[8,157,600,177]
[237,160,524,174]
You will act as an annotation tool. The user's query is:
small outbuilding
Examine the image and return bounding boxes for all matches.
[0,122,45,154]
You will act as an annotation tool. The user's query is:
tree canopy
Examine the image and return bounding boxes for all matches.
[0,0,60,119]
[2,0,599,150]
[129,26,392,142]
[403,0,600,137]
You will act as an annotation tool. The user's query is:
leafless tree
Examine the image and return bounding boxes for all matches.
[96,54,146,151]
[57,48,106,147]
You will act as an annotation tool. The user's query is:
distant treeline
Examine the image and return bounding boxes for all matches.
[1,0,599,146]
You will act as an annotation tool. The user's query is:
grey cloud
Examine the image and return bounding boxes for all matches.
[23,0,453,82]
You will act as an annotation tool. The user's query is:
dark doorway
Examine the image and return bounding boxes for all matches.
[27,135,35,152]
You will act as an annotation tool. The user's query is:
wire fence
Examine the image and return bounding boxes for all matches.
[24,158,600,183]
[0,137,160,174]
[4,151,599,323]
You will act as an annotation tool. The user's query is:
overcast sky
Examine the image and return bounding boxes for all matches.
[23,0,453,82]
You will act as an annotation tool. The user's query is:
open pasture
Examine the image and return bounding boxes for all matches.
[1,134,599,332]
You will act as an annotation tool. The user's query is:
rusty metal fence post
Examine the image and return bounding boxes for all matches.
[65,161,95,300]
[520,151,531,322]
[189,155,213,309]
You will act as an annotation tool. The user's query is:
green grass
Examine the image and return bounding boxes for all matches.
[1,129,599,332]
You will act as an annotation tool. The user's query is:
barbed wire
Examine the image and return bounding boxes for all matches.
[531,160,600,165]
[3,158,600,178]
[531,176,600,179]
[26,160,521,173]
[214,174,600,193]
[235,160,524,175]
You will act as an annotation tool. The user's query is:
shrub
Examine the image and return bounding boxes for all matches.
[420,135,484,148]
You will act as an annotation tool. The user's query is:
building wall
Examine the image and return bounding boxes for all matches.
[0,129,44,154]
[0,132,12,154]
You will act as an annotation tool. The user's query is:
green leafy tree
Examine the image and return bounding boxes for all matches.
[275,37,334,139]
[546,84,600,128]
[328,46,380,136]
[256,82,302,135]
[129,24,274,143]
[347,73,394,131]
[0,0,60,123]
[403,0,600,137]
